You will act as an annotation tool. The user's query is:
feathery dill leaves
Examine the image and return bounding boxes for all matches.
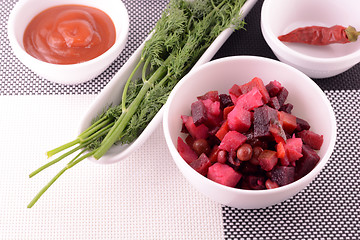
[27,0,248,208]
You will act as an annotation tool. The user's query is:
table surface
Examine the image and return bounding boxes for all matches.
[1,0,359,239]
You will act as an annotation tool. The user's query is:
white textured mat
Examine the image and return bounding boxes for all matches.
[0,95,223,240]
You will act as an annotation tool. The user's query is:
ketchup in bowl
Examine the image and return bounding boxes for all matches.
[23,5,116,64]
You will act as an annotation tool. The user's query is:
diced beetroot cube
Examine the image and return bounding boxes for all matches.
[239,161,261,175]
[278,111,297,134]
[177,137,198,164]
[295,117,310,132]
[258,150,278,171]
[229,84,242,104]
[207,163,242,187]
[279,137,303,166]
[191,100,207,126]
[227,105,251,133]
[190,153,212,176]
[197,90,219,102]
[265,80,282,97]
[215,120,229,141]
[295,144,320,180]
[279,103,293,114]
[219,94,234,110]
[201,99,222,128]
[180,115,189,133]
[242,175,266,190]
[271,166,295,186]
[253,105,278,138]
[297,130,324,150]
[219,131,247,152]
[238,77,270,104]
[202,99,221,116]
[235,87,264,111]
[276,87,288,107]
[286,137,303,154]
[267,96,280,110]
[185,135,194,147]
[182,115,209,140]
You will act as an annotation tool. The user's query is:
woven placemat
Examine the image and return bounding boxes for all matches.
[1,0,359,239]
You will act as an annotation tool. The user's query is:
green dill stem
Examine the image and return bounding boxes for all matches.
[78,118,113,142]
[78,115,107,138]
[122,58,145,111]
[66,150,95,169]
[142,57,152,82]
[77,115,109,140]
[30,123,112,178]
[68,148,87,165]
[30,144,85,178]
[81,122,113,142]
[93,62,168,160]
[46,139,80,158]
[27,166,67,208]
[27,150,95,208]
[46,116,108,158]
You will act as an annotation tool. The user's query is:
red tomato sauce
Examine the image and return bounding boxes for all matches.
[23,5,116,64]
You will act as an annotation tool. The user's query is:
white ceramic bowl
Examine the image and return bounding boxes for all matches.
[7,0,129,85]
[163,56,336,209]
[261,0,360,79]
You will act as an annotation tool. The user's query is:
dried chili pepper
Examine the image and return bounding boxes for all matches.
[278,25,360,45]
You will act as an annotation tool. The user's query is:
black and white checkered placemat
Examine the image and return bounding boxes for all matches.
[1,0,359,239]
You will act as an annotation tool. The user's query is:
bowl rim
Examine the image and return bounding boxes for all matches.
[260,0,360,64]
[163,55,337,196]
[7,0,129,70]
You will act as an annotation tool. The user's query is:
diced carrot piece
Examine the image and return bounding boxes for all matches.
[208,145,220,163]
[215,120,229,141]
[276,142,286,158]
[223,105,235,120]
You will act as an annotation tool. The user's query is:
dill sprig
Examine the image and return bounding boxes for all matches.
[27,0,248,208]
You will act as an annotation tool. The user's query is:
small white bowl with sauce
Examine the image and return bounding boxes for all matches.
[7,0,129,85]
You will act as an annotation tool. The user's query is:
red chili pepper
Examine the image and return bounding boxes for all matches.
[278,25,360,45]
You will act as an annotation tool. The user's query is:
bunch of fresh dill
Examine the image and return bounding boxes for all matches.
[28,0,247,208]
